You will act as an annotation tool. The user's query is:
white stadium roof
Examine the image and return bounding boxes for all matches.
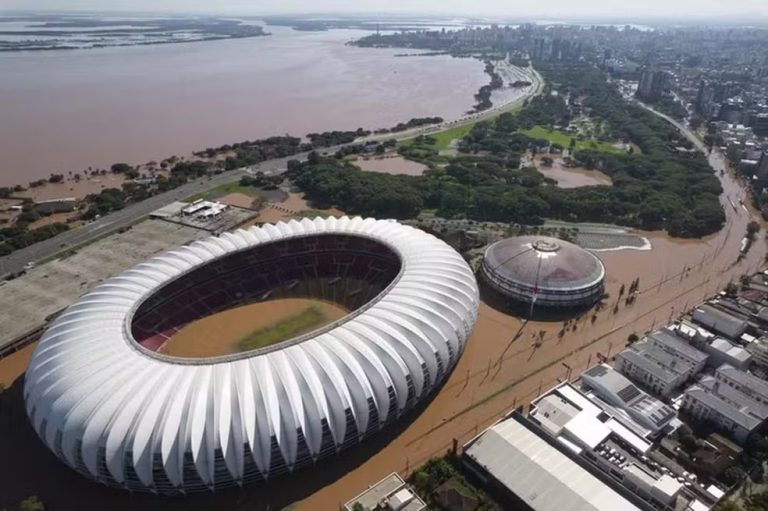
[24,216,479,494]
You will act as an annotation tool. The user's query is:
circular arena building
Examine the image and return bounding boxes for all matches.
[480,235,605,308]
[23,217,478,495]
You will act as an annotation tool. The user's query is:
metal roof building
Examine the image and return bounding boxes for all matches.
[692,305,748,340]
[23,217,479,494]
[480,236,605,308]
[615,343,694,397]
[647,329,709,367]
[463,413,643,511]
[581,365,676,435]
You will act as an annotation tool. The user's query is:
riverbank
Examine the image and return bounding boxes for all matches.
[0,26,490,186]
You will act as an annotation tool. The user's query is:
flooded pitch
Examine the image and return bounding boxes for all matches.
[159,298,349,358]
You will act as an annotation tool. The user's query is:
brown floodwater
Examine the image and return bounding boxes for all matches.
[535,155,613,188]
[160,298,348,358]
[353,155,428,176]
[0,151,763,510]
[0,26,488,187]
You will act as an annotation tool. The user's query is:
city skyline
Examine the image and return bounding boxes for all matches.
[2,0,768,23]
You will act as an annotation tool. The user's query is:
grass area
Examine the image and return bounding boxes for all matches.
[236,307,327,351]
[520,125,630,154]
[399,123,476,152]
[430,123,477,151]
[184,182,263,203]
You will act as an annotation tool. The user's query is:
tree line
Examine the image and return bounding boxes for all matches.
[289,61,725,238]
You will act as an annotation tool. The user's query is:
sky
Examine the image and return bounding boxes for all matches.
[2,0,767,23]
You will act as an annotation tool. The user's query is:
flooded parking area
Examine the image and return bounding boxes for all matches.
[536,156,613,188]
[353,155,429,176]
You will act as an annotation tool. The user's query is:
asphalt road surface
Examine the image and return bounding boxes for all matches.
[0,153,314,278]
[0,67,544,278]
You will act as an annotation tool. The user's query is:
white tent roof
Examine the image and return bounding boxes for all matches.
[24,216,479,494]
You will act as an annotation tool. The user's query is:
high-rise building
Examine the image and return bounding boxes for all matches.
[750,113,768,137]
[757,151,768,181]
[636,68,668,100]
[696,80,716,116]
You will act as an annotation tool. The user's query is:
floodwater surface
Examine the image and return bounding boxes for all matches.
[353,155,428,176]
[0,26,487,186]
[160,298,349,358]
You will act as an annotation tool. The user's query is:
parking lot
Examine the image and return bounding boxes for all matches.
[0,219,208,352]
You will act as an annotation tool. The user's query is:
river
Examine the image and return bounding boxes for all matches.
[0,25,488,186]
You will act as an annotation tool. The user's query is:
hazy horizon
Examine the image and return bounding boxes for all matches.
[2,0,768,24]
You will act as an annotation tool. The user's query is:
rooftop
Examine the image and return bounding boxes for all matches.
[692,304,748,337]
[685,381,763,431]
[647,329,709,363]
[483,236,605,291]
[344,473,426,511]
[716,364,768,399]
[710,338,751,363]
[583,365,675,430]
[463,415,642,511]
[531,394,580,435]
[618,342,693,385]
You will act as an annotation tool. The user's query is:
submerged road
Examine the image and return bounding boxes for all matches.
[0,66,544,278]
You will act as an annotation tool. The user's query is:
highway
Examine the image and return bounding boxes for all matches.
[0,155,305,277]
[0,66,544,278]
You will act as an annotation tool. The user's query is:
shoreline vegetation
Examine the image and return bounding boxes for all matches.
[0,15,268,52]
[289,61,725,238]
[0,23,728,261]
[0,115,443,258]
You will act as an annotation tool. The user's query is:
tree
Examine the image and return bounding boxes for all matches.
[110,163,133,174]
[18,496,45,511]
[746,490,768,510]
[352,503,364,511]
[627,333,639,345]
[723,465,747,486]
[713,501,741,511]
[724,281,739,298]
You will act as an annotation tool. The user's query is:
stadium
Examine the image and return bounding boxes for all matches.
[23,217,479,495]
[480,235,605,309]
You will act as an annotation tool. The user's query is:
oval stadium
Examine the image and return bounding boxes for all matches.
[23,216,479,495]
[480,235,605,309]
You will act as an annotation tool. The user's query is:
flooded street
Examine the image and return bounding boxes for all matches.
[0,156,763,510]
[0,26,488,186]
[0,73,764,510]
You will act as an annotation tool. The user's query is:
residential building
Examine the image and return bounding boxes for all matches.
[673,320,750,369]
[747,336,768,370]
[691,305,748,340]
[704,337,751,370]
[647,329,709,372]
[344,473,426,511]
[681,365,768,444]
[615,342,695,397]
[581,365,676,435]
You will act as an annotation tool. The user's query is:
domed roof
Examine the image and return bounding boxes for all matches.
[483,236,604,292]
